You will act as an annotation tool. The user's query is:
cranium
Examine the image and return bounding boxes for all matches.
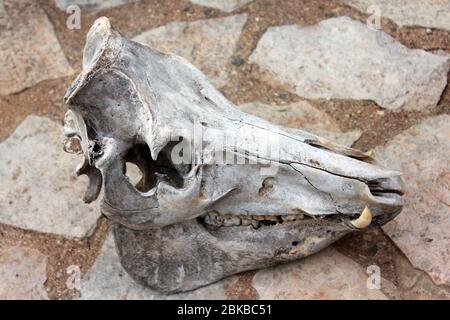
[63,17,404,293]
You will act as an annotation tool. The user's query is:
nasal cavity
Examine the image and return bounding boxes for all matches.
[367,177,404,197]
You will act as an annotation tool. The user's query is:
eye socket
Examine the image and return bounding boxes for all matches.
[125,162,144,187]
[123,142,189,193]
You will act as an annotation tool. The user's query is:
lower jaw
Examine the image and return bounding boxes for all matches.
[113,218,351,294]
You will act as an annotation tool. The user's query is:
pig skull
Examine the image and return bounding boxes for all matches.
[63,17,404,293]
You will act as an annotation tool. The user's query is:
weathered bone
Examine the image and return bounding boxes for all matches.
[63,17,404,293]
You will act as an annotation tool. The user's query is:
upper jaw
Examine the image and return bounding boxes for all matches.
[63,104,404,233]
[199,203,402,231]
[61,16,404,232]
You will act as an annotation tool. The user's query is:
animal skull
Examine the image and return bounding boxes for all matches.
[63,17,404,293]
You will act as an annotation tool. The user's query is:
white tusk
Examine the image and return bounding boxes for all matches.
[350,206,372,229]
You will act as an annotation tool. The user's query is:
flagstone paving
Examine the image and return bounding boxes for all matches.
[342,0,450,31]
[249,17,450,111]
[0,116,101,238]
[133,15,248,88]
[375,115,450,286]
[0,0,74,95]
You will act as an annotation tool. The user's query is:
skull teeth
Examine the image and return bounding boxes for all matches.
[281,214,302,222]
[202,209,373,229]
[202,212,308,228]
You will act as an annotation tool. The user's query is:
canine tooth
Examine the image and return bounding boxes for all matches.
[224,215,241,226]
[350,206,372,229]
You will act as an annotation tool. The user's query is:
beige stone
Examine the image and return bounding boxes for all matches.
[133,15,247,88]
[55,0,135,11]
[253,248,387,299]
[190,0,253,12]
[249,17,450,111]
[0,0,74,95]
[375,115,450,286]
[342,0,450,31]
[0,246,48,300]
